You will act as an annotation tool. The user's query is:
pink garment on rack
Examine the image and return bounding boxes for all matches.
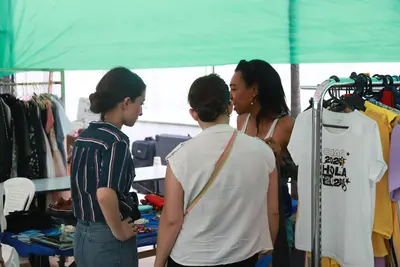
[49,127,70,202]
[374,257,385,267]
[45,100,54,134]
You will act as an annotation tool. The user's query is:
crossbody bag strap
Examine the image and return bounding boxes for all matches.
[185,130,238,215]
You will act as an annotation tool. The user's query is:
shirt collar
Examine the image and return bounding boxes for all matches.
[198,123,234,136]
[89,121,130,142]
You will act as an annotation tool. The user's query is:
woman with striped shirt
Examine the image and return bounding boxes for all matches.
[70,67,146,267]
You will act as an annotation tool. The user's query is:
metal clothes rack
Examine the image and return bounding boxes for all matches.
[311,77,400,267]
[0,69,66,105]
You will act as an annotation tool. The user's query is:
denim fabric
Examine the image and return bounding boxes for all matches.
[74,221,138,267]
[168,254,258,267]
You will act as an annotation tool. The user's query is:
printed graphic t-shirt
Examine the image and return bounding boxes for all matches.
[288,109,387,267]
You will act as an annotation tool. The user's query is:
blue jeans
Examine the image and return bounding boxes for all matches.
[74,220,138,267]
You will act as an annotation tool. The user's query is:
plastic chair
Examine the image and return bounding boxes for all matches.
[4,178,36,216]
[1,243,19,267]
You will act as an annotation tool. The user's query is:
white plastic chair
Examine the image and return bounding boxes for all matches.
[1,243,19,267]
[4,178,36,216]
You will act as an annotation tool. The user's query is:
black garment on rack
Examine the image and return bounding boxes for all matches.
[1,95,31,177]
[272,162,291,267]
[0,99,12,182]
[26,103,46,179]
[40,106,47,131]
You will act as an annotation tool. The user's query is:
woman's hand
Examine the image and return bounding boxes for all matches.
[113,218,138,241]
[264,137,281,156]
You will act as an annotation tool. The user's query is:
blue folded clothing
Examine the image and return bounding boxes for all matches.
[256,255,272,267]
[12,230,44,243]
[138,205,153,213]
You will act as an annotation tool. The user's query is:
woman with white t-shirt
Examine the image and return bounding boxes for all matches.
[154,74,279,267]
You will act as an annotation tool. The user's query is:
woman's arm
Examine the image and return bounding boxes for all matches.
[97,188,134,241]
[280,115,295,150]
[97,141,135,241]
[267,168,279,245]
[154,165,184,267]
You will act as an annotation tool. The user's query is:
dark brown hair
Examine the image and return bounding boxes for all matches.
[235,60,289,132]
[188,74,230,122]
[89,67,146,120]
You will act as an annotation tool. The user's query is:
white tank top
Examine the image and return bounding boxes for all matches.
[240,114,279,139]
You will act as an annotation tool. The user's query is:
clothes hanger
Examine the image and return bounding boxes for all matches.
[372,74,388,100]
[339,73,366,111]
[324,75,345,110]
[385,75,394,89]
[320,75,350,129]
[358,73,373,97]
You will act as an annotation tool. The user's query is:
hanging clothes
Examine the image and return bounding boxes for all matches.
[393,202,400,266]
[362,107,393,258]
[364,100,400,263]
[0,94,70,183]
[51,97,70,172]
[42,124,55,179]
[389,125,400,200]
[0,98,13,182]
[367,98,400,116]
[1,94,30,178]
[289,108,386,267]
[26,102,47,179]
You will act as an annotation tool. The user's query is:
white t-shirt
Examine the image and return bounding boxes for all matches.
[288,109,386,267]
[166,124,275,266]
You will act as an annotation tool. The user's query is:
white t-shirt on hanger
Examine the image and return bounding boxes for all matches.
[288,109,387,267]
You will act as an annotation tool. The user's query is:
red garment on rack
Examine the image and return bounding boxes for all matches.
[380,91,394,107]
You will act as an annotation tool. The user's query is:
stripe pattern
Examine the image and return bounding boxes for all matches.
[70,122,136,222]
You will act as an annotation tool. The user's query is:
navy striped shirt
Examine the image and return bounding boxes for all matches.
[70,122,136,222]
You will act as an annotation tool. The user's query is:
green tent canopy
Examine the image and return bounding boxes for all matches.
[1,0,400,71]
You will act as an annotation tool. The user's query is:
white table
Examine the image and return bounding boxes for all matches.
[33,165,167,193]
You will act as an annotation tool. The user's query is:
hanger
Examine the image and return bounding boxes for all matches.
[358,73,373,97]
[385,75,394,89]
[371,74,385,100]
[323,75,345,110]
[319,75,350,129]
[339,73,366,111]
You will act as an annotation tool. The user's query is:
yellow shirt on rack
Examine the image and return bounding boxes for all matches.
[364,101,400,127]
[362,108,393,257]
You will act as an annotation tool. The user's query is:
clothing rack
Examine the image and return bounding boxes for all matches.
[0,69,66,105]
[0,81,62,86]
[311,76,400,267]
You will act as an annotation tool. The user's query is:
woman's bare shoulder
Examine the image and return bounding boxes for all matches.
[279,115,295,131]
[277,115,295,144]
